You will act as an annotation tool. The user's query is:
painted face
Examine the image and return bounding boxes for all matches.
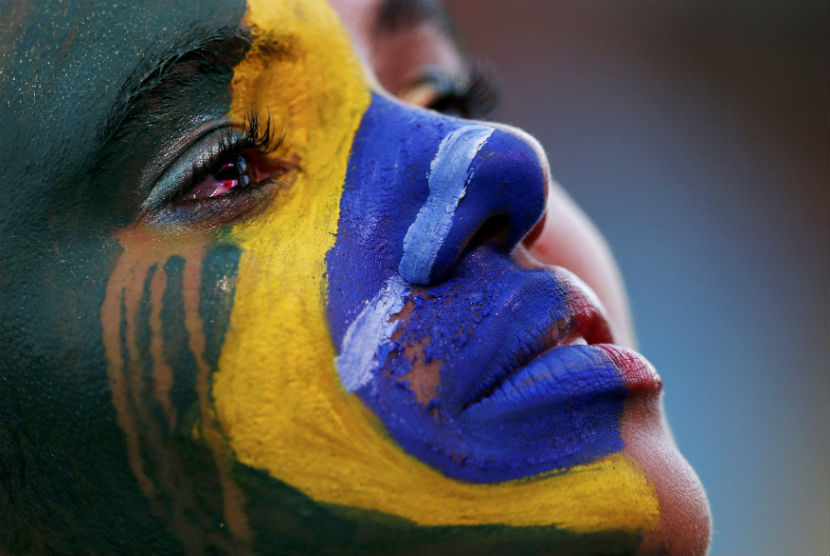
[0,0,710,554]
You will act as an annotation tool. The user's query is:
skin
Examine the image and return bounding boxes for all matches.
[0,0,710,554]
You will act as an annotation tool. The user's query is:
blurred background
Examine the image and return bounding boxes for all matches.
[444,1,829,554]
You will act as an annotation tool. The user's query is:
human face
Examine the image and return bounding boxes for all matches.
[0,0,709,554]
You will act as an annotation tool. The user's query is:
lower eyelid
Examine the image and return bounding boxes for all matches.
[148,177,276,228]
[397,82,441,108]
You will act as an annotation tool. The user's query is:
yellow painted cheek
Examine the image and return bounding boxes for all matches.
[211,0,379,518]
[211,0,658,533]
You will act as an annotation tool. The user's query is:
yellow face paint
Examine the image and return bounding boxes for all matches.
[212,0,658,533]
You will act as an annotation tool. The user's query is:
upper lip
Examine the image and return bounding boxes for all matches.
[460,267,616,410]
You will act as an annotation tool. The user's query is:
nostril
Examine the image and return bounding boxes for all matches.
[418,213,523,284]
[521,211,547,250]
[467,214,511,252]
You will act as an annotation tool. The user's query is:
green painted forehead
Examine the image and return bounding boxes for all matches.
[0,0,247,228]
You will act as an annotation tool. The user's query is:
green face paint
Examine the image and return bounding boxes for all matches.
[0,1,249,553]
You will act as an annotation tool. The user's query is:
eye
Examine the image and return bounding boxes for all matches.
[402,63,500,120]
[144,113,296,226]
[179,152,258,201]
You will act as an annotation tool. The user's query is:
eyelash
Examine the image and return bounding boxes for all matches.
[426,63,500,120]
[172,111,283,203]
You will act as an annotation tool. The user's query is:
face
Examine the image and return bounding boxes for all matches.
[0,0,710,554]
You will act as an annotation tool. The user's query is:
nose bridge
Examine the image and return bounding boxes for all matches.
[397,119,548,286]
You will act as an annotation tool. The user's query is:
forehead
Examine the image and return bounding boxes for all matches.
[1,0,245,106]
[1,0,246,124]
[0,0,450,120]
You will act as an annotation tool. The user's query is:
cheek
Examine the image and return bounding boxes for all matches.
[100,227,252,547]
[101,230,215,434]
[208,183,349,480]
[207,0,374,509]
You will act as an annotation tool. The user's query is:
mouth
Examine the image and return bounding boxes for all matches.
[461,269,662,420]
[336,251,665,482]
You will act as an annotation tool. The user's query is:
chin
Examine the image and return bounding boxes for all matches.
[622,388,712,555]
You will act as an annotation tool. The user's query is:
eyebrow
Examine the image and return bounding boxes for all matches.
[375,0,461,45]
[96,27,252,153]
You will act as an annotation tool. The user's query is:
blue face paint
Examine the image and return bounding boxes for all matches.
[327,94,628,482]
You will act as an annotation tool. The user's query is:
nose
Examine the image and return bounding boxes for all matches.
[397,122,548,285]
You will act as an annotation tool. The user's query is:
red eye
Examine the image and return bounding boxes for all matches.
[182,154,257,201]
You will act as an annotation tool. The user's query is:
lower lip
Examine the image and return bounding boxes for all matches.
[595,343,662,394]
[463,343,661,421]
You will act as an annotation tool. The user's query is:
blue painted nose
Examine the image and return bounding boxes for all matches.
[396,122,547,285]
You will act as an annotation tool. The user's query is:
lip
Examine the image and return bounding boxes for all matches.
[460,284,614,408]
[461,268,662,420]
[464,343,662,421]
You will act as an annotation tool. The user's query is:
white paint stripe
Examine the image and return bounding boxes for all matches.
[398,125,494,284]
[335,276,410,392]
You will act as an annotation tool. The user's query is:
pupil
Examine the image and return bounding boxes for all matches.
[212,155,252,189]
[215,160,239,184]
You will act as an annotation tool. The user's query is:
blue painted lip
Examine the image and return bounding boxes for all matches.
[457,289,614,412]
[464,344,647,422]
